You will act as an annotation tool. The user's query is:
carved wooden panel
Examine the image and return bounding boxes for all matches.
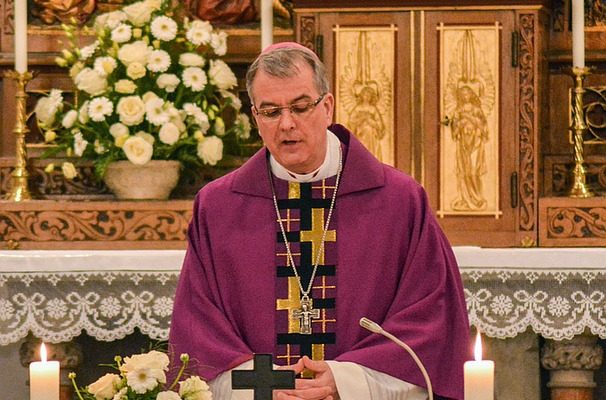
[539,196,606,246]
[0,200,192,250]
[518,13,538,233]
[299,15,316,52]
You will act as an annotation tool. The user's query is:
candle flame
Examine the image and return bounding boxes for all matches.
[40,343,47,362]
[474,330,483,361]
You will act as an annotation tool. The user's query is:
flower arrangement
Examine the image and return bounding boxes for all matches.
[34,0,251,180]
[69,350,211,400]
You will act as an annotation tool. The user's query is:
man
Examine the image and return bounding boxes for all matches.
[169,42,469,400]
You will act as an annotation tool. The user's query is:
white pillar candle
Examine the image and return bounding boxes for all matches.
[572,0,585,68]
[29,343,60,400]
[260,0,273,50]
[464,331,494,400]
[13,0,28,73]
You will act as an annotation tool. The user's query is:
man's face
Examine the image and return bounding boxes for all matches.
[251,62,334,174]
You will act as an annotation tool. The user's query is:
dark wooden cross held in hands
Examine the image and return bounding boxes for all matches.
[231,354,296,400]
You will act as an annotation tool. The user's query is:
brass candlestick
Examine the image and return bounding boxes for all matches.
[4,70,33,201]
[568,66,593,198]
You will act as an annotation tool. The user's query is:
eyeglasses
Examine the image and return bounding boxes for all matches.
[253,94,326,122]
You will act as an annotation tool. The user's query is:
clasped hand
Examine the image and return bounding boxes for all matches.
[273,356,338,400]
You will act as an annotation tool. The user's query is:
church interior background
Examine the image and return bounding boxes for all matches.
[1,0,606,399]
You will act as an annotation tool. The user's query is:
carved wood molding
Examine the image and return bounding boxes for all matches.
[299,15,316,53]
[0,200,192,249]
[518,13,537,233]
[539,197,606,247]
[544,155,606,196]
[3,0,13,35]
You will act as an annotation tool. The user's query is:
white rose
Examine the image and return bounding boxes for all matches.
[142,91,159,103]
[208,60,237,90]
[116,96,146,126]
[115,79,137,94]
[135,131,155,144]
[126,62,146,80]
[145,0,162,9]
[156,74,180,93]
[197,136,223,166]
[75,68,108,96]
[210,31,227,56]
[159,123,180,145]
[157,391,181,400]
[179,376,212,400]
[179,53,204,67]
[87,373,121,400]
[35,100,59,128]
[117,40,151,66]
[122,1,154,26]
[62,110,78,128]
[61,162,78,180]
[94,10,126,31]
[122,136,153,165]
[109,123,129,138]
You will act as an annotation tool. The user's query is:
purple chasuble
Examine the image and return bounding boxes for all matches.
[169,124,470,400]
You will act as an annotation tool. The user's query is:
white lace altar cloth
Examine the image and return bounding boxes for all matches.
[1,247,605,345]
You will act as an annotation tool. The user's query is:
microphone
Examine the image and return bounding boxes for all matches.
[359,317,434,400]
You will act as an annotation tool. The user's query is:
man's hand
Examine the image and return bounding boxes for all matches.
[274,356,338,400]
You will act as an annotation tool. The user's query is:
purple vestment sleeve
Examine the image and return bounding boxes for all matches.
[169,191,253,380]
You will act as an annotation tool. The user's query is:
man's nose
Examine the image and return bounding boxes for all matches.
[277,108,297,130]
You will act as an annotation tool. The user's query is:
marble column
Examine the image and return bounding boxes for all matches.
[541,333,604,400]
[19,336,83,400]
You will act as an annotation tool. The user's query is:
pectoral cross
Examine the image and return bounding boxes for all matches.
[292,296,320,335]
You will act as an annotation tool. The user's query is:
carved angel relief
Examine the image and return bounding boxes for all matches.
[439,24,501,218]
[32,0,97,24]
[335,27,395,166]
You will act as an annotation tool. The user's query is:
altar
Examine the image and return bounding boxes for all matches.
[1,247,605,400]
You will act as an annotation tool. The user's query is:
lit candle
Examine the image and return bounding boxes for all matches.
[29,343,60,400]
[13,0,28,73]
[260,0,273,50]
[464,331,494,400]
[572,0,585,68]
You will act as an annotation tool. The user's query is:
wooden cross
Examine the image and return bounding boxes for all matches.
[231,354,295,400]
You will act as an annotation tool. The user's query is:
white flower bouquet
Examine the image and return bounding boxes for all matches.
[34,0,251,179]
[69,350,211,400]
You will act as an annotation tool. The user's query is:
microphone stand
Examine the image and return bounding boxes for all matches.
[360,317,434,400]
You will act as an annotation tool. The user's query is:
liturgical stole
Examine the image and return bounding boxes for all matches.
[273,177,338,367]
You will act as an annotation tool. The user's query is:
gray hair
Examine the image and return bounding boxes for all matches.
[245,47,330,104]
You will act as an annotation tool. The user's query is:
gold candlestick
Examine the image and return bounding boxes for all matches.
[568,66,593,198]
[4,70,34,201]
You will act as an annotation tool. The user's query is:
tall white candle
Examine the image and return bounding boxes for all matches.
[572,0,585,68]
[260,0,273,50]
[29,343,60,400]
[464,331,494,400]
[14,0,28,73]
